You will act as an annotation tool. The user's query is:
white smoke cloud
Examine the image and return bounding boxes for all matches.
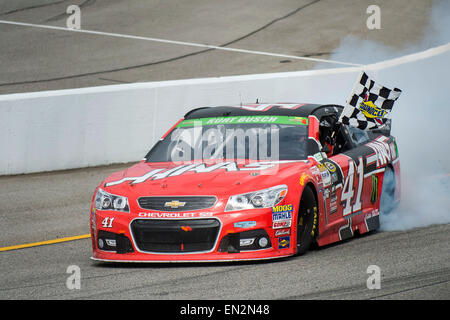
[318,0,450,230]
[315,0,450,67]
[381,174,450,231]
[381,1,450,230]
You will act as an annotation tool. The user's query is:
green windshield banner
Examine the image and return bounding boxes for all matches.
[177,116,308,127]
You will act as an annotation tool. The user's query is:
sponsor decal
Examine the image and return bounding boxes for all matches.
[324,162,336,173]
[320,170,331,187]
[313,152,324,162]
[330,194,338,214]
[366,136,392,168]
[358,100,387,119]
[234,221,257,229]
[330,172,339,184]
[311,206,318,237]
[272,204,293,230]
[316,160,339,188]
[176,115,308,127]
[310,166,320,176]
[365,209,380,232]
[290,117,309,125]
[273,220,292,229]
[274,228,291,237]
[272,205,293,220]
[371,175,379,204]
[138,212,213,218]
[299,173,310,186]
[105,161,298,187]
[272,211,292,221]
[272,204,293,213]
[278,236,290,249]
[311,166,322,186]
[365,208,380,220]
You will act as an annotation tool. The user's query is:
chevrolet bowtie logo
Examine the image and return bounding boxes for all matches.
[164,200,186,208]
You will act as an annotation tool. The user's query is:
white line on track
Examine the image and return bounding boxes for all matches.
[0,19,362,67]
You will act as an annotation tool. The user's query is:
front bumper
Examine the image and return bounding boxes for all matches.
[90,208,296,262]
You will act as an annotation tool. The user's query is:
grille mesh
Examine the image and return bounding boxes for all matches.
[137,196,217,212]
[131,219,220,253]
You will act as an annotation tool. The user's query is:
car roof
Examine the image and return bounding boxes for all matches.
[183,103,343,119]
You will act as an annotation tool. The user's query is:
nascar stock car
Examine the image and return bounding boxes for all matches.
[90,103,401,262]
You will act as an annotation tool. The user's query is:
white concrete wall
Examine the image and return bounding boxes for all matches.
[0,43,449,175]
[367,44,450,179]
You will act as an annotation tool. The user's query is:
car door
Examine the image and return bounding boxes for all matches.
[325,125,378,240]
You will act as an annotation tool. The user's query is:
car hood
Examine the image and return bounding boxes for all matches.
[102,160,310,198]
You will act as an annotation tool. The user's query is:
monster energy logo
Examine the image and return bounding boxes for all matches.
[371,175,378,204]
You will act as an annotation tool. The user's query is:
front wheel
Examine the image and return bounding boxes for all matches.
[296,186,318,256]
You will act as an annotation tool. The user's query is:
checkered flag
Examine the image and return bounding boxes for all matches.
[339,71,402,130]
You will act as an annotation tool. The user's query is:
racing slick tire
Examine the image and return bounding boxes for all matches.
[380,166,396,216]
[296,185,319,256]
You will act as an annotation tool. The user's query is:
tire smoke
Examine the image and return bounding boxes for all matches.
[318,0,450,230]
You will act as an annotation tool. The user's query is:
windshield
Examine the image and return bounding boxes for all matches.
[145,115,309,162]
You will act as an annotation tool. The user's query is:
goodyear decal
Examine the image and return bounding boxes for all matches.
[311,206,318,237]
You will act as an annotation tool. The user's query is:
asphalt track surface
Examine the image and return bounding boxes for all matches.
[0,0,449,301]
[0,0,436,94]
[0,163,449,300]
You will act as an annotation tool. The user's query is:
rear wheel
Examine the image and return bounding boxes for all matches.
[296,186,318,255]
[380,166,396,216]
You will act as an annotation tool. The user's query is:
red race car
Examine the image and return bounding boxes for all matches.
[90,103,401,262]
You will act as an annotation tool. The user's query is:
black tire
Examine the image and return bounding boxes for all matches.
[296,185,319,256]
[380,166,396,216]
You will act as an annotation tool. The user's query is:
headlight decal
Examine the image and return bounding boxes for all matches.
[225,185,287,211]
[95,188,130,212]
